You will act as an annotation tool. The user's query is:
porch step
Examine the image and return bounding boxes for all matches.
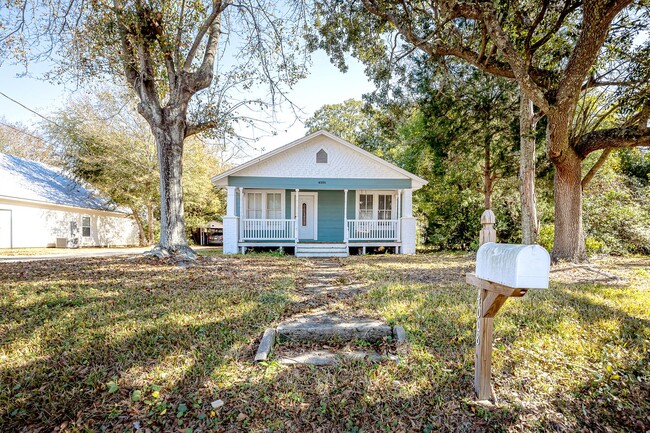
[295,243,349,258]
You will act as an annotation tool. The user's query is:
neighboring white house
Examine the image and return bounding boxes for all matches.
[211,131,428,257]
[0,152,139,249]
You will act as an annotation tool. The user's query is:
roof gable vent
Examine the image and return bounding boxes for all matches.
[316,149,328,164]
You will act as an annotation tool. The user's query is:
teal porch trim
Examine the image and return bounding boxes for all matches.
[228,176,411,190]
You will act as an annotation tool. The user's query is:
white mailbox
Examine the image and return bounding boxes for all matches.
[476,242,550,289]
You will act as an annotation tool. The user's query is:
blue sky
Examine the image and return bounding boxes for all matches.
[0,50,376,157]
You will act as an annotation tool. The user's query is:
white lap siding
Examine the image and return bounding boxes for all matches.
[0,199,139,248]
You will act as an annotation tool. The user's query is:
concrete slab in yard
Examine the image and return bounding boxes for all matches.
[278,350,399,365]
[254,328,276,362]
[276,312,392,344]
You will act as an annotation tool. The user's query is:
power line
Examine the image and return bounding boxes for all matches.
[0,90,62,127]
[0,120,49,143]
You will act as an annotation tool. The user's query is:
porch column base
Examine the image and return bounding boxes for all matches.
[400,217,416,254]
[223,216,239,255]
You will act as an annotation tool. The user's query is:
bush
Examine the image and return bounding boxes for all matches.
[582,158,650,255]
[538,223,554,252]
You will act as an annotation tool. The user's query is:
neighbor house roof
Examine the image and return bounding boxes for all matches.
[0,152,119,212]
[211,130,428,189]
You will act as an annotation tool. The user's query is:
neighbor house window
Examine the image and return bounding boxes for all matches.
[378,195,392,220]
[266,193,282,219]
[316,149,328,163]
[247,193,263,219]
[359,194,374,220]
[82,216,91,237]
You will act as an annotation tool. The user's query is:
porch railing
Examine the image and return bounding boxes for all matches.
[347,220,399,241]
[241,219,296,240]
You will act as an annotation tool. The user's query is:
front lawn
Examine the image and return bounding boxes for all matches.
[0,253,648,432]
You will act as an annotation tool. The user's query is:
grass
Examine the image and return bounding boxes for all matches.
[0,252,648,432]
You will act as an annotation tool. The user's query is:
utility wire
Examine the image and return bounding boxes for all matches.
[0,120,49,143]
[0,90,62,127]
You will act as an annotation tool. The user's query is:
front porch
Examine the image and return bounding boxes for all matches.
[222,187,416,257]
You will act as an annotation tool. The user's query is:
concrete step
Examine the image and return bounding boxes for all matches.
[277,312,392,343]
[295,244,348,257]
[296,247,347,253]
[296,252,348,258]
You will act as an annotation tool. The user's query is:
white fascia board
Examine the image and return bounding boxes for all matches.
[210,130,429,190]
[0,195,130,217]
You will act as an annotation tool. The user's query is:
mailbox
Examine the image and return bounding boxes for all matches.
[476,242,550,289]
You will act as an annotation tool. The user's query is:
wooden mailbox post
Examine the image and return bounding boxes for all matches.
[467,210,550,401]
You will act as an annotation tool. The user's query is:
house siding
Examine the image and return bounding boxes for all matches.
[232,135,410,180]
[0,199,139,248]
[316,190,344,242]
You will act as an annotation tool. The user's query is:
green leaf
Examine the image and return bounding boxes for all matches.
[106,381,119,394]
[131,389,142,402]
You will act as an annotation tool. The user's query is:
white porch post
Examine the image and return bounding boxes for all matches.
[239,187,245,242]
[403,189,413,217]
[401,188,416,254]
[396,190,402,242]
[226,186,236,216]
[344,189,349,242]
[294,189,300,241]
[222,186,239,254]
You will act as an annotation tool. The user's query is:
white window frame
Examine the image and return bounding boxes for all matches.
[355,191,397,221]
[81,215,91,238]
[243,189,286,220]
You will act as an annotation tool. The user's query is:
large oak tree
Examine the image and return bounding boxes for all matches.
[311,0,649,261]
[1,0,308,258]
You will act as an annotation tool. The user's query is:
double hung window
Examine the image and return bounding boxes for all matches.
[245,191,284,219]
[357,192,395,220]
[359,194,374,220]
[246,193,263,219]
[266,193,282,219]
[378,195,392,220]
[82,216,91,237]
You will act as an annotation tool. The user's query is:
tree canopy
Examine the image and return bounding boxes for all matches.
[310,0,649,261]
[1,0,310,258]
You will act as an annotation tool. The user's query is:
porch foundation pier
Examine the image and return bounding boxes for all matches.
[400,189,416,254]
[222,186,239,254]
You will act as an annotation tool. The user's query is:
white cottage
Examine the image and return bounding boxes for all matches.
[0,152,139,249]
[211,131,428,257]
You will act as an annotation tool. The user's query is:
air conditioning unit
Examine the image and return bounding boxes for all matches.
[56,237,68,248]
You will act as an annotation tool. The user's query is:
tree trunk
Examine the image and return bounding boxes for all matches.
[519,92,538,244]
[147,119,197,259]
[130,206,147,246]
[547,111,586,262]
[147,200,154,245]
[484,139,492,210]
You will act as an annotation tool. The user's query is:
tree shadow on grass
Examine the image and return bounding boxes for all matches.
[0,256,301,431]
[341,256,649,432]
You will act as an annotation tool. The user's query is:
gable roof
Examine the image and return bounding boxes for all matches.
[0,152,120,212]
[212,130,428,189]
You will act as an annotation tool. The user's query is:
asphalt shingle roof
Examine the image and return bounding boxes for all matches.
[0,152,116,211]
